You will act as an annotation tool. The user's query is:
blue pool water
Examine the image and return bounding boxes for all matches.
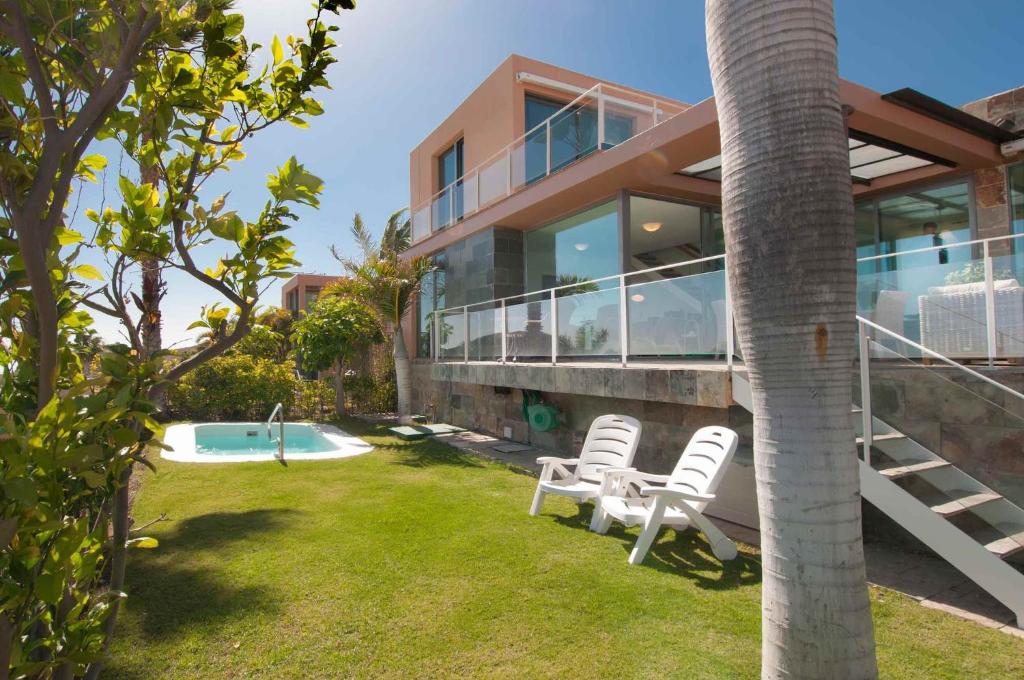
[194,423,337,456]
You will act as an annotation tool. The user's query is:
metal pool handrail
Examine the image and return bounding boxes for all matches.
[266,402,285,462]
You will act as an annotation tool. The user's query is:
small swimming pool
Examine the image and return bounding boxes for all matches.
[162,422,373,463]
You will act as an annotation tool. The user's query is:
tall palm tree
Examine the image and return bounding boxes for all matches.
[705,1,878,677]
[333,209,433,423]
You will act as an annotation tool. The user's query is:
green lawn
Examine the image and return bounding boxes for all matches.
[107,419,1024,679]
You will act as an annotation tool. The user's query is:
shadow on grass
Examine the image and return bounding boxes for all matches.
[124,509,300,640]
[386,438,485,469]
[553,503,761,590]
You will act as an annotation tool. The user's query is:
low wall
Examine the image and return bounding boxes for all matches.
[411,361,760,527]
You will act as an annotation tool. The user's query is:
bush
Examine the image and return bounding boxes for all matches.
[167,354,296,420]
[293,379,336,420]
[345,370,397,414]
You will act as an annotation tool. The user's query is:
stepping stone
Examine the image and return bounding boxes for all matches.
[387,423,466,441]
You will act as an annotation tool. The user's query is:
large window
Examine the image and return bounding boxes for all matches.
[434,139,464,228]
[627,195,722,276]
[855,180,975,340]
[1011,163,1024,236]
[525,200,620,291]
[417,266,446,358]
[524,95,634,185]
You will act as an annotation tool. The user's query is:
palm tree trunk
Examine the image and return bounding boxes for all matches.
[392,323,413,424]
[334,358,346,417]
[706,1,877,677]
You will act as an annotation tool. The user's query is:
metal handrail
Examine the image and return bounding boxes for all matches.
[412,81,687,241]
[858,231,1024,262]
[266,402,285,462]
[857,316,1024,401]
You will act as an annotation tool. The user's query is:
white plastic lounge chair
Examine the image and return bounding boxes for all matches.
[591,425,739,565]
[529,414,642,517]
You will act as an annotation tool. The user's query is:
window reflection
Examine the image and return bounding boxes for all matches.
[524,200,619,292]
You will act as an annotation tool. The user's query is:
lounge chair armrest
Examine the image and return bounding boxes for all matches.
[640,486,716,504]
[599,470,668,497]
[536,456,578,466]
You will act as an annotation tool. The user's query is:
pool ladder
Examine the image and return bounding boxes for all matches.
[266,402,285,463]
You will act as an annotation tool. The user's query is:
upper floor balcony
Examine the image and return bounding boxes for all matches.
[410,82,688,245]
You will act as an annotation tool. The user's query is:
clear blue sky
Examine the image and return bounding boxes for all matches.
[76,0,1022,346]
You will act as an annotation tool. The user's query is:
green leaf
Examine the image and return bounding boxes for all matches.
[56,227,84,246]
[127,537,159,549]
[72,264,104,281]
[2,477,37,505]
[271,35,283,65]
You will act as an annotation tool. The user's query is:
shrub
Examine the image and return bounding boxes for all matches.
[345,369,397,414]
[167,354,296,421]
[293,379,336,420]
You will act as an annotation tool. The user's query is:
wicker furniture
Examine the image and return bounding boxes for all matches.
[918,280,1024,359]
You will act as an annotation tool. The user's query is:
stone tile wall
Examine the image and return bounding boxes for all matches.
[961,86,1024,254]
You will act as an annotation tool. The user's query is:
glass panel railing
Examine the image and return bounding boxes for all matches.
[549,91,600,174]
[467,305,500,362]
[990,251,1024,361]
[860,331,1024,509]
[506,293,552,362]
[556,283,620,359]
[626,268,727,358]
[477,153,508,208]
[411,204,430,243]
[432,185,453,231]
[857,241,984,357]
[438,309,465,360]
[462,174,479,216]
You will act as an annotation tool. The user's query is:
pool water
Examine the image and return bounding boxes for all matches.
[162,422,373,463]
[195,423,335,455]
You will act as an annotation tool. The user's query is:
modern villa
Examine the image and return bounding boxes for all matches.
[377,54,1024,622]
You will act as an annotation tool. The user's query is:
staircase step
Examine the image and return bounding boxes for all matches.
[930,492,1003,517]
[878,459,951,479]
[985,529,1024,559]
[856,432,907,445]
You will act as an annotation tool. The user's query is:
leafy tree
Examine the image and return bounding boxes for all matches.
[331,210,433,423]
[290,295,382,416]
[0,1,351,677]
[706,0,877,676]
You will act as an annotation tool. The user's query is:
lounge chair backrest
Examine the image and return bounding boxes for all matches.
[576,414,642,483]
[667,426,739,509]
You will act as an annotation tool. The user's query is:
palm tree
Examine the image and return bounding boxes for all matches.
[332,209,433,423]
[706,1,878,677]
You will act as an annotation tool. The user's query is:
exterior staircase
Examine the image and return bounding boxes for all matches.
[730,364,1024,628]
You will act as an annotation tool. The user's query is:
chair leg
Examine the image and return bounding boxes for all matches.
[628,503,666,565]
[589,503,613,534]
[689,511,738,561]
[529,484,546,516]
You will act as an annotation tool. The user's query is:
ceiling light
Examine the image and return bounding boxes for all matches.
[642,222,662,232]
[630,293,645,303]
[574,243,588,251]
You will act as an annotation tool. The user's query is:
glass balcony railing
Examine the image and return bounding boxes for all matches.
[411,83,688,245]
[429,233,1024,369]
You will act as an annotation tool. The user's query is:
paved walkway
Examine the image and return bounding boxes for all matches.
[429,427,1024,638]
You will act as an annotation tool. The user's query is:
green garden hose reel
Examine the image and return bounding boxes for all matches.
[522,389,561,433]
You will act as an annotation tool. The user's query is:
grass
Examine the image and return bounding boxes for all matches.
[107,418,1024,679]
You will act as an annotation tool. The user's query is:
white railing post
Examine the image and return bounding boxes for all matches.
[550,289,558,366]
[597,85,605,150]
[984,240,997,367]
[463,305,469,364]
[449,185,455,226]
[651,97,659,128]
[618,274,628,367]
[545,119,552,176]
[500,299,507,364]
[858,319,873,466]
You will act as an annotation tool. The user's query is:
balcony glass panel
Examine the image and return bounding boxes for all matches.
[857,241,986,357]
[990,252,1024,360]
[506,293,552,362]
[627,269,727,358]
[556,283,620,359]
[432,185,453,231]
[467,306,501,361]
[478,153,509,208]
[438,309,465,360]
